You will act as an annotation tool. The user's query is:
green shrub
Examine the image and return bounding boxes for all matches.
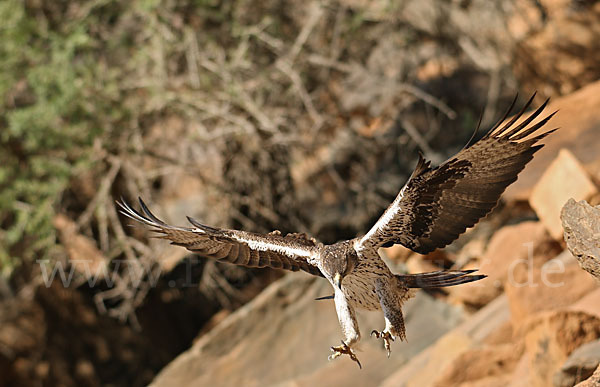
[0,1,122,273]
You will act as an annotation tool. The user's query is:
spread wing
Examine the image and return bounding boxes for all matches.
[357,93,557,254]
[118,198,323,277]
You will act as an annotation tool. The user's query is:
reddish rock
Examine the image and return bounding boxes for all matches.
[382,244,413,262]
[505,252,599,326]
[405,254,441,276]
[421,249,456,268]
[571,288,600,319]
[504,81,600,202]
[449,221,559,307]
[521,311,600,387]
[433,343,524,387]
[380,295,511,387]
[457,374,513,387]
[385,246,454,268]
[380,331,474,387]
[453,238,486,269]
[530,149,597,240]
[507,354,531,387]
[483,321,514,346]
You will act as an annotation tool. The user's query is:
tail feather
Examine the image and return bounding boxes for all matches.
[398,269,486,288]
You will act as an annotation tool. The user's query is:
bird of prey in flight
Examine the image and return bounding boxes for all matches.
[118,93,556,368]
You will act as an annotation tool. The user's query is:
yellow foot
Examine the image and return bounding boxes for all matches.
[328,341,362,369]
[370,330,395,357]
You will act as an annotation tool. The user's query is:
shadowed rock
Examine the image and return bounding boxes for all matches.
[554,339,600,387]
[150,274,466,387]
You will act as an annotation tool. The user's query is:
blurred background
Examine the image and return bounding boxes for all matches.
[1,0,600,386]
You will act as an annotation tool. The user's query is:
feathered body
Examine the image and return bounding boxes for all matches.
[118,94,556,368]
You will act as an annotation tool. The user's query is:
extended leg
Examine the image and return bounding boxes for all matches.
[371,278,408,357]
[329,289,362,368]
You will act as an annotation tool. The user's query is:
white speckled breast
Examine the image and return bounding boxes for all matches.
[341,259,392,310]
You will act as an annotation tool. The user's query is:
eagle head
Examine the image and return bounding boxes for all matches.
[322,242,358,289]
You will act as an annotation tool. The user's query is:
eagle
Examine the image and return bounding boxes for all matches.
[118,93,556,368]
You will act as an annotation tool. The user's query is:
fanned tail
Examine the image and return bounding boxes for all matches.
[398,269,486,288]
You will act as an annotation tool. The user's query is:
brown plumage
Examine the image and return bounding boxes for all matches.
[118,199,323,277]
[118,93,556,369]
[357,93,556,254]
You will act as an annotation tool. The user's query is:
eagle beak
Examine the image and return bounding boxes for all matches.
[333,273,342,289]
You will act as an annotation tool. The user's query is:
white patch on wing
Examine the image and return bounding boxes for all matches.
[357,183,408,250]
[191,228,205,233]
[229,234,312,258]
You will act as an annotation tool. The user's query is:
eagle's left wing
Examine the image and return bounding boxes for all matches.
[118,198,323,276]
[356,93,556,254]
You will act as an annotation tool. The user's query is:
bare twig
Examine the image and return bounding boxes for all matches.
[286,2,324,63]
[398,84,457,120]
[94,280,127,315]
[107,200,137,262]
[200,261,248,309]
[398,117,443,164]
[457,36,502,72]
[276,59,323,127]
[307,54,355,73]
[184,28,201,89]
[97,201,109,253]
[77,157,121,228]
[232,84,278,134]
[243,18,285,54]
[329,5,346,63]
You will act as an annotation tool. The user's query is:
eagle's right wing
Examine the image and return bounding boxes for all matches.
[118,198,323,277]
[356,93,556,254]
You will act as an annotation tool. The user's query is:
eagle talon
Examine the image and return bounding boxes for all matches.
[370,330,395,357]
[328,341,362,369]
